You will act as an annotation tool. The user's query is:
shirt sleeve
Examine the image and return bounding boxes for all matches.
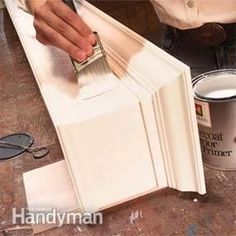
[150,0,236,30]
[17,0,31,13]
[150,0,202,29]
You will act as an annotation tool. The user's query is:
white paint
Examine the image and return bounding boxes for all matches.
[129,210,143,224]
[194,72,236,99]
[76,225,86,232]
[205,89,236,98]
[78,57,120,100]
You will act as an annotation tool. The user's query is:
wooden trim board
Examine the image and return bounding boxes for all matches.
[5,0,206,233]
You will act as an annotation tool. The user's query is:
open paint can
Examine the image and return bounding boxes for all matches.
[193,69,236,170]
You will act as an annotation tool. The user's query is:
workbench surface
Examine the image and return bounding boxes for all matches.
[0,8,236,236]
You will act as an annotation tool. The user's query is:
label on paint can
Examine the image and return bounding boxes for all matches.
[195,100,212,128]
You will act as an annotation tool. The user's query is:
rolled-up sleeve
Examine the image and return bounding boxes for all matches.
[150,0,236,29]
[17,0,31,12]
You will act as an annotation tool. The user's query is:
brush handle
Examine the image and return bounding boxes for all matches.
[63,0,77,13]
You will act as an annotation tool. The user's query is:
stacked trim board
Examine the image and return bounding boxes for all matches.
[5,0,206,232]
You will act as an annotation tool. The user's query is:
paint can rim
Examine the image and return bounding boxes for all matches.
[192,69,236,102]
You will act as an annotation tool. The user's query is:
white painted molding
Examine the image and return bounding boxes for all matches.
[76,0,206,194]
[5,1,206,232]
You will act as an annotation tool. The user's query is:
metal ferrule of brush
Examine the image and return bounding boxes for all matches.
[72,32,106,73]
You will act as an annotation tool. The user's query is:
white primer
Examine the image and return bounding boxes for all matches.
[194,73,236,99]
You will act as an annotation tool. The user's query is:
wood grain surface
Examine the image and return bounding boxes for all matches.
[0,6,236,236]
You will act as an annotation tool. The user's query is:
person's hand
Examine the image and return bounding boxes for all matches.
[28,0,96,62]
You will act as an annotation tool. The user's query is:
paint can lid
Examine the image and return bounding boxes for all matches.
[0,133,34,160]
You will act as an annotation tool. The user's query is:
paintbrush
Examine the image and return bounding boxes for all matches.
[63,0,118,100]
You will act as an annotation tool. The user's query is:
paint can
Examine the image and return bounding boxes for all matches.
[193,69,236,170]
